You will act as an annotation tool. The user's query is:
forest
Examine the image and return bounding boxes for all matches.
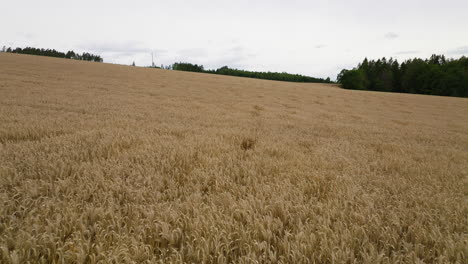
[2,46,103,62]
[337,55,468,97]
[171,62,332,83]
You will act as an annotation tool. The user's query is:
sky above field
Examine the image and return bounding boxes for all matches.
[2,0,468,80]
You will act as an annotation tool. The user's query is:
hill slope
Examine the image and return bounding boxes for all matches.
[1,53,467,263]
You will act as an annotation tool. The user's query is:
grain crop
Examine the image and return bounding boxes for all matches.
[0,53,467,263]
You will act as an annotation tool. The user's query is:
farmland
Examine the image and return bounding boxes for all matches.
[0,53,467,263]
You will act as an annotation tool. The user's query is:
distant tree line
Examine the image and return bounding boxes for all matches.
[171,62,332,83]
[172,62,204,72]
[337,55,468,97]
[2,46,103,62]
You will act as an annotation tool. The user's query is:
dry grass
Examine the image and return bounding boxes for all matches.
[0,53,467,263]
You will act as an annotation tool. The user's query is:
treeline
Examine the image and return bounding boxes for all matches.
[2,46,103,62]
[171,62,332,83]
[337,55,468,97]
[172,62,205,72]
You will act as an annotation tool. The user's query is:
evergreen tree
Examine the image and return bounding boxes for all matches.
[337,69,368,90]
[3,46,103,62]
[169,63,330,83]
[338,55,468,97]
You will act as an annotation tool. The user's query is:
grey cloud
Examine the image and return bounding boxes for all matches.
[209,46,251,69]
[18,32,36,40]
[228,45,244,53]
[384,32,399,39]
[78,42,168,65]
[209,57,246,69]
[315,44,327,49]
[185,45,253,69]
[335,63,356,71]
[175,46,248,62]
[395,50,420,55]
[79,41,163,55]
[447,46,468,55]
[174,45,253,69]
[176,48,208,59]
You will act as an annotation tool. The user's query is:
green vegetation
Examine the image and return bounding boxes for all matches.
[172,62,204,72]
[337,55,468,97]
[171,62,332,83]
[3,46,103,62]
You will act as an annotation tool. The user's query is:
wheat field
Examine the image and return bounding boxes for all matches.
[0,53,467,263]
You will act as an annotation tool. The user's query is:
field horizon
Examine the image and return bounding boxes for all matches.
[1,53,467,263]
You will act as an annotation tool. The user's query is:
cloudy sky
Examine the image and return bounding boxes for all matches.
[2,0,468,79]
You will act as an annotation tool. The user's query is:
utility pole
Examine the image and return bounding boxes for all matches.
[151,52,155,67]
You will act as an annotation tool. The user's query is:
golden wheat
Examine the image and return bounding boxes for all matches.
[0,53,467,263]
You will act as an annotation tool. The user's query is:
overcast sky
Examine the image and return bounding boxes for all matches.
[2,0,468,79]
